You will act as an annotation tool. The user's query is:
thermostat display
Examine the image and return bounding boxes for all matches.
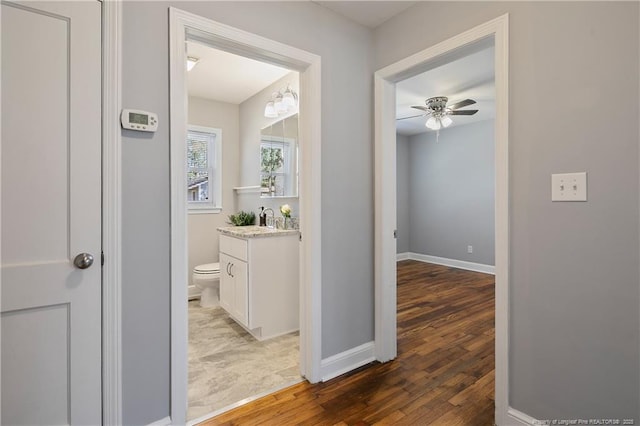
[121,109,158,132]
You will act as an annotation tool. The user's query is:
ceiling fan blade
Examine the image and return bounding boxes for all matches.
[411,105,431,112]
[448,99,476,110]
[449,109,478,116]
[396,114,426,121]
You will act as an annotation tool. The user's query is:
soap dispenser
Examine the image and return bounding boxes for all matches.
[258,206,267,227]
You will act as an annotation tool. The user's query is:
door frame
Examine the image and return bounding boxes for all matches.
[373,14,511,425]
[169,8,322,424]
[102,0,123,425]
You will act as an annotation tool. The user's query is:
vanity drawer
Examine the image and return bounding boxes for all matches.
[220,234,248,261]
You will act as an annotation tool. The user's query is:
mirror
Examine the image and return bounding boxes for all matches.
[260,113,298,198]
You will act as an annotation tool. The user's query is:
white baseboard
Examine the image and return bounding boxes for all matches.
[401,252,495,275]
[505,407,540,426]
[396,252,410,261]
[320,341,375,382]
[147,416,171,426]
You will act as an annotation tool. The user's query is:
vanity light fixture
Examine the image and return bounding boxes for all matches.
[264,85,298,118]
[186,56,199,71]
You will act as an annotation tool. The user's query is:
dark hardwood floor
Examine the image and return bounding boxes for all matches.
[200,260,495,425]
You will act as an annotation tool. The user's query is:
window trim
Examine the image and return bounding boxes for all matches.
[187,125,222,213]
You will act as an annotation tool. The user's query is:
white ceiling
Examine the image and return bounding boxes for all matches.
[186,42,292,104]
[396,46,496,136]
[312,1,417,28]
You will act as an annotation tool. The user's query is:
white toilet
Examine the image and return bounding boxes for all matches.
[192,262,221,308]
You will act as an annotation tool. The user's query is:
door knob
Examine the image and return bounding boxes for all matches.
[73,253,94,269]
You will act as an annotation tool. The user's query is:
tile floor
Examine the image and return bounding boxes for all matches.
[188,301,301,421]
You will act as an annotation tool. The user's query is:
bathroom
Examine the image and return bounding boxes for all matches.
[185,40,302,421]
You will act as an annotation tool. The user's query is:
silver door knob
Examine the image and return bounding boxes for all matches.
[73,253,94,269]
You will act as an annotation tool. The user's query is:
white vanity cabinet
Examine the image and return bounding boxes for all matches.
[219,252,249,327]
[218,229,299,340]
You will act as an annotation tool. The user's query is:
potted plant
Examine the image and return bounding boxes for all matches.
[227,211,256,226]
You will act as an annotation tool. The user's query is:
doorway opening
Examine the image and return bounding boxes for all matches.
[184,39,302,422]
[169,8,322,425]
[394,41,497,420]
[374,14,510,424]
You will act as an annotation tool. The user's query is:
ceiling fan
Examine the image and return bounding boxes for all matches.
[397,96,478,130]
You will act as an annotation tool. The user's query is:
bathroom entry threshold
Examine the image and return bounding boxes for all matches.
[187,378,304,426]
[187,302,302,421]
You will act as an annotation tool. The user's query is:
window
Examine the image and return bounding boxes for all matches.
[187,125,221,213]
[259,114,298,198]
[260,135,296,197]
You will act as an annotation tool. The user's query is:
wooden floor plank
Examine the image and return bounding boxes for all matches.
[199,260,495,425]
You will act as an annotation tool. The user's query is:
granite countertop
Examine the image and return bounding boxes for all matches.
[217,225,300,239]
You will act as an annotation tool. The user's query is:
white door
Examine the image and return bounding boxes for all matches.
[1,1,102,424]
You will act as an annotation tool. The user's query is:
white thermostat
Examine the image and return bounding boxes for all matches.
[121,109,158,132]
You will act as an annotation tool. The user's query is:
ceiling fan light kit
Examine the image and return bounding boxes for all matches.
[425,115,453,130]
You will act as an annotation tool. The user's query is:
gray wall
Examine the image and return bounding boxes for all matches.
[187,96,240,274]
[407,120,495,265]
[121,1,639,423]
[377,1,639,420]
[121,3,171,423]
[396,134,410,254]
[121,2,373,423]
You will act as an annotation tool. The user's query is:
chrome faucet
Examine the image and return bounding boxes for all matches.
[263,208,275,228]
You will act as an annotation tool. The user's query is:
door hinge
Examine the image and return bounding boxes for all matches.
[299,233,302,242]
[393,230,397,239]
[101,251,105,266]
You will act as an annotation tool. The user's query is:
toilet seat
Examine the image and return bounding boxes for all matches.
[194,262,220,274]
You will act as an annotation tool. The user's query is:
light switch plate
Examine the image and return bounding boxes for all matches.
[551,172,587,202]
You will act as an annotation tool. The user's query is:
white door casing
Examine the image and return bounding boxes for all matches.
[1,1,102,424]
[169,8,322,423]
[374,14,510,425]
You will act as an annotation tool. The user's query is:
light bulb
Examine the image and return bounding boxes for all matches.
[441,116,452,128]
[274,93,287,113]
[186,56,199,71]
[426,116,441,130]
[264,101,278,118]
[282,87,296,109]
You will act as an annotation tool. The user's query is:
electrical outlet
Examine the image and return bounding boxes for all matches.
[551,172,587,202]
[467,245,473,254]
